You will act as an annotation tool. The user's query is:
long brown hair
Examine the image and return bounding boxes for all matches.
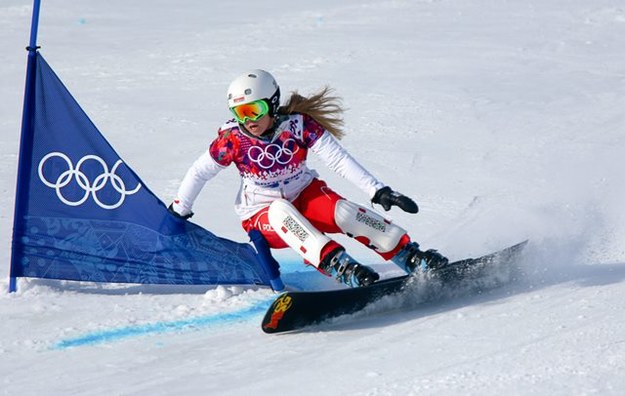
[278,86,345,139]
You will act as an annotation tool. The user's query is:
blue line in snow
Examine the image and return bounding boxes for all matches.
[54,299,272,349]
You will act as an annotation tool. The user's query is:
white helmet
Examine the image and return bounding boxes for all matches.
[227,69,281,116]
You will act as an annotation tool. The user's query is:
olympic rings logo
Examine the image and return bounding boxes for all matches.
[38,152,141,210]
[247,139,300,170]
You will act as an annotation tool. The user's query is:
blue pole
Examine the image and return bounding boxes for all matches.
[9,0,42,293]
[248,230,285,292]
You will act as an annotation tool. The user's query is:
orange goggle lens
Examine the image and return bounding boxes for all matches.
[230,100,270,123]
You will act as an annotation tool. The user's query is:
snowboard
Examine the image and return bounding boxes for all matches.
[261,240,528,334]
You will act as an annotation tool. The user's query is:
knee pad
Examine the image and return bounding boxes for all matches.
[267,199,331,267]
[334,200,406,254]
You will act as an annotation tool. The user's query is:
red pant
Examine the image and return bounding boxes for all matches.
[242,179,408,262]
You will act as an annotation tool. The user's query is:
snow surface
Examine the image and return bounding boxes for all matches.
[2,0,625,394]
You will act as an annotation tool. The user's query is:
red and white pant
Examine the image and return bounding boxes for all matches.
[242,179,409,263]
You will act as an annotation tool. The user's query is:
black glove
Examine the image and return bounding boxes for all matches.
[168,203,194,220]
[372,186,419,214]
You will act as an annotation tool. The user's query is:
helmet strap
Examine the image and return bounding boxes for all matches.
[268,88,281,117]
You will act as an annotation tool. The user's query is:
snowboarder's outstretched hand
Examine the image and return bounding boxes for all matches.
[372,186,419,214]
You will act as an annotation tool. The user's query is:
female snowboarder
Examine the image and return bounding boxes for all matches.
[170,70,448,287]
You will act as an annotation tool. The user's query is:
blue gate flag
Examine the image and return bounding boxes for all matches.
[10,53,270,288]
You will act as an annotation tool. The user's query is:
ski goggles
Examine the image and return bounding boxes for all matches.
[230,99,270,123]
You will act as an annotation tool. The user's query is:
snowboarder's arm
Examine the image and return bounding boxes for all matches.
[310,131,384,198]
[310,130,419,214]
[170,150,225,217]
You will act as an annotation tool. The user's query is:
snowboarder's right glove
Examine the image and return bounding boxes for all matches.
[371,186,419,214]
[168,201,194,220]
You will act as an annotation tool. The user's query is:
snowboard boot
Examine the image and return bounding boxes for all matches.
[392,242,449,274]
[319,248,380,287]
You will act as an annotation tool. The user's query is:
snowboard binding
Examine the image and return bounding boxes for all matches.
[320,248,380,287]
[392,242,449,274]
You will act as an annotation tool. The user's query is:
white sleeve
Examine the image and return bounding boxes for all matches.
[310,131,385,198]
[173,150,225,215]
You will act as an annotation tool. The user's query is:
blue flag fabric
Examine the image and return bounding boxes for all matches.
[11,54,269,286]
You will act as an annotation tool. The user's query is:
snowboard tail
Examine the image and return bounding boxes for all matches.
[261,240,527,334]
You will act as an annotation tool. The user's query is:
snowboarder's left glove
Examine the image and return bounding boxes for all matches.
[372,186,419,214]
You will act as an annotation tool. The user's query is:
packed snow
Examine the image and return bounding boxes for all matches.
[1,0,625,395]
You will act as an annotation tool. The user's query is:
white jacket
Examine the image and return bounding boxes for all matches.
[174,113,385,220]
